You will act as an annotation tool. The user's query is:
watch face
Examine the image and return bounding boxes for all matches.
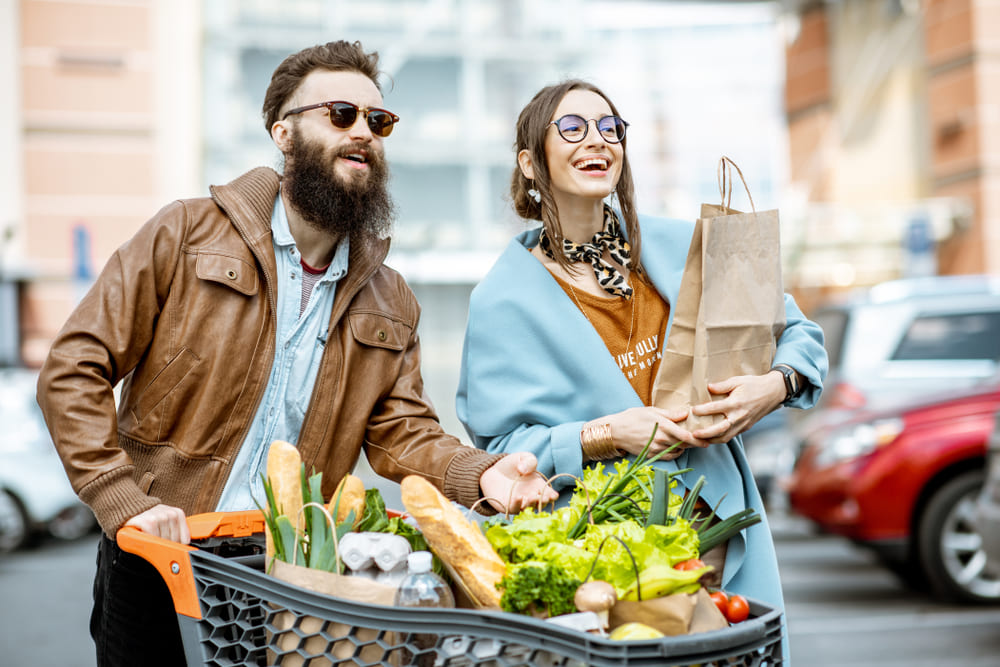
[774,364,798,400]
[786,367,802,398]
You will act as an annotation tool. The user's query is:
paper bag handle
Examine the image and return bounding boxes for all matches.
[717,156,756,213]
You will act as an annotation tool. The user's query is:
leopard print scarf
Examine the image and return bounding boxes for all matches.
[538,205,633,299]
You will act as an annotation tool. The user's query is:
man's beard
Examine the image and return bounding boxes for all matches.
[282,131,396,240]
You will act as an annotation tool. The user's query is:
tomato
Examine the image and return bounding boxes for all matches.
[709,590,729,617]
[673,558,706,571]
[726,594,750,623]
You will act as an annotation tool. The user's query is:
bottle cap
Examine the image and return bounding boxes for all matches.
[407,550,433,573]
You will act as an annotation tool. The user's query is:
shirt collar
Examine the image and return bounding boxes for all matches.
[271,192,296,248]
[272,192,350,281]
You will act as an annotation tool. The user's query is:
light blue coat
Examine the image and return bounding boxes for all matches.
[457,215,827,618]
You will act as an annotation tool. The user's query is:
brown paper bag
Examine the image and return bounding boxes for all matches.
[610,591,697,636]
[652,156,786,431]
[609,587,728,637]
[687,587,731,634]
[268,559,399,667]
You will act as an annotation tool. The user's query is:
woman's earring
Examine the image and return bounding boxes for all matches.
[528,187,541,204]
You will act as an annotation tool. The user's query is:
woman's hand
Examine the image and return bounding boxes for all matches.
[480,452,560,514]
[124,503,191,544]
[594,406,711,460]
[689,371,787,443]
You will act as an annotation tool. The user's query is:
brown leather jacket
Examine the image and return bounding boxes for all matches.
[37,167,500,536]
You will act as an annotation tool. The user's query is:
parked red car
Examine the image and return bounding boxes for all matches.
[787,380,1000,602]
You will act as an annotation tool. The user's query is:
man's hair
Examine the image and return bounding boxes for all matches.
[510,79,642,275]
[262,40,382,134]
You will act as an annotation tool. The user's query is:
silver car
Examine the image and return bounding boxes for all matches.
[0,368,96,552]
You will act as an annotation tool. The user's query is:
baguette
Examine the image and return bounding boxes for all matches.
[400,474,505,608]
[265,440,304,562]
[328,473,365,527]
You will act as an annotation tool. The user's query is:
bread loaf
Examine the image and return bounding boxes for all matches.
[400,475,505,608]
[328,473,365,527]
[265,440,303,562]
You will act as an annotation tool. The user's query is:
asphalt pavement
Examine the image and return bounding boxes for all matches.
[773,512,1000,666]
[0,532,98,666]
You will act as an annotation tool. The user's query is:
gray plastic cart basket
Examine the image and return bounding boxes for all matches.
[118,511,784,666]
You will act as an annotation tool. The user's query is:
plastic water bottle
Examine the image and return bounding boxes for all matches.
[394,551,454,665]
[395,550,454,608]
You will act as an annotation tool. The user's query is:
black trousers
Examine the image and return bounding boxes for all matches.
[91,534,187,667]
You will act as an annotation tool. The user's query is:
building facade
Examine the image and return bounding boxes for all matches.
[783,0,1000,310]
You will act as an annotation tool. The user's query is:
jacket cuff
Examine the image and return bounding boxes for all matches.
[443,448,504,515]
[77,466,161,538]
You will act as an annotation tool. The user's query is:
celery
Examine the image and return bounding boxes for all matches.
[567,426,685,539]
[566,425,762,556]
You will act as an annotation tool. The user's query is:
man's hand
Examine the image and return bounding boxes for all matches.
[479,452,559,514]
[124,504,190,544]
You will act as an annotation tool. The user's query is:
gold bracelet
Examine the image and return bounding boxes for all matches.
[581,423,618,461]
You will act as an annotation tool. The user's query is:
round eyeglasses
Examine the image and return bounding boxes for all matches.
[549,114,629,144]
[282,100,400,138]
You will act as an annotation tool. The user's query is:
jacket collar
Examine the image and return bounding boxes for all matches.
[209,167,282,244]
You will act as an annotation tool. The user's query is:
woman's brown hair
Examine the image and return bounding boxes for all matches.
[510,79,642,275]
[261,40,383,134]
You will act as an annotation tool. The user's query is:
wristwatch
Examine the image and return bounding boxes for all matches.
[771,364,804,402]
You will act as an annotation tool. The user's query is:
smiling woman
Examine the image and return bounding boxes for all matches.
[457,78,828,664]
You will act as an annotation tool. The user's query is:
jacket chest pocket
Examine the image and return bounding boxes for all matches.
[348,311,410,351]
[196,252,258,295]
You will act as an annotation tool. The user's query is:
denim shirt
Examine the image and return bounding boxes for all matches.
[216,194,350,511]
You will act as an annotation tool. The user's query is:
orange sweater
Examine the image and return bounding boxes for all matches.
[552,272,670,405]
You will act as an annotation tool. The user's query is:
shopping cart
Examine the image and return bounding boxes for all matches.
[118,510,784,666]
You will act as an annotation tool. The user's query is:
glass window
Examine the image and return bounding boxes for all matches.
[891,311,1000,361]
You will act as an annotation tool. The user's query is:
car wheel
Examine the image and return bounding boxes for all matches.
[0,489,30,553]
[48,504,96,541]
[917,470,1000,602]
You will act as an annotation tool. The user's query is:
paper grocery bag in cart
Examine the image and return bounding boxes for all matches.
[268,559,400,667]
[651,156,786,432]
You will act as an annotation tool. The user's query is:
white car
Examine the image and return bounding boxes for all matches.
[0,368,95,552]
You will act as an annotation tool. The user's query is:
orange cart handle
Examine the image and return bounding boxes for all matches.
[116,510,267,619]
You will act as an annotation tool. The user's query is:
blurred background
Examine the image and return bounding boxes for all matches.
[3,0,1000,665]
[2,0,997,430]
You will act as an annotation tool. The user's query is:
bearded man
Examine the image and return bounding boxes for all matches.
[36,40,556,667]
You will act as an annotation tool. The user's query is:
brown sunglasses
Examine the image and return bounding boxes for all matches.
[282,100,400,137]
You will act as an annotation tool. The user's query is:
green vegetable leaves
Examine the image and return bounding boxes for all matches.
[498,561,582,617]
[258,466,346,572]
[356,487,429,553]
[258,473,435,576]
[486,425,764,614]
